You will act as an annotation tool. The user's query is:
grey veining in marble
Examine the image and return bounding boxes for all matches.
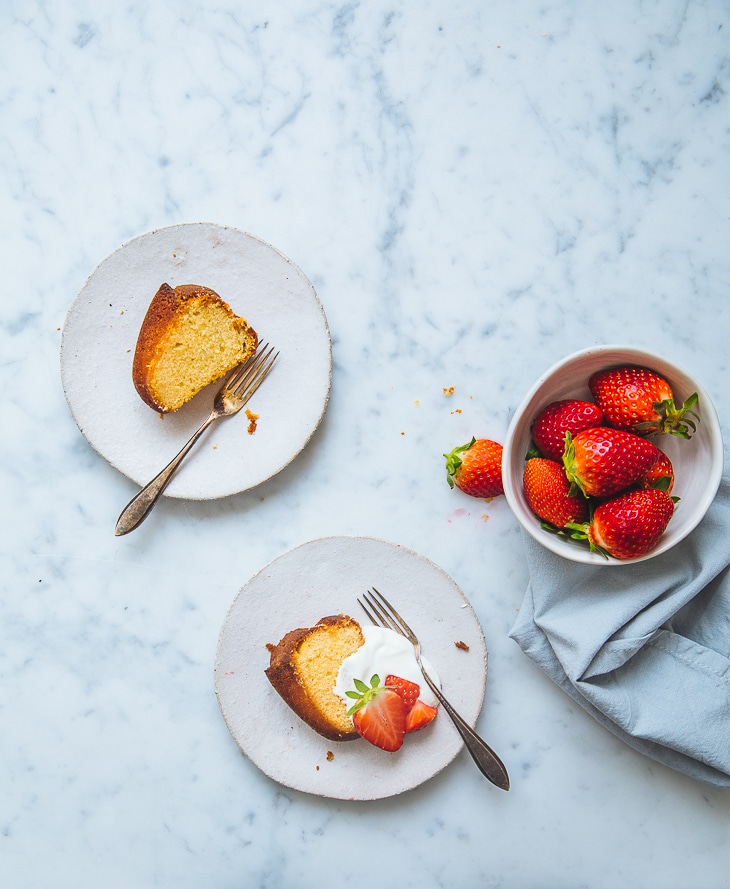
[2,1,729,887]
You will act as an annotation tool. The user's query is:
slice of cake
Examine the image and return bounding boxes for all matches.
[132,282,258,413]
[265,615,365,742]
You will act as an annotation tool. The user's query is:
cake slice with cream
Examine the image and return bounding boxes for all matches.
[265,615,439,750]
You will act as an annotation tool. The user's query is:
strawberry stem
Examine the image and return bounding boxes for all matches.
[444,437,476,488]
[561,432,588,498]
[345,674,396,716]
[635,392,700,438]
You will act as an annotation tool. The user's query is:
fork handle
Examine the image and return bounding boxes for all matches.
[420,669,510,791]
[114,411,217,536]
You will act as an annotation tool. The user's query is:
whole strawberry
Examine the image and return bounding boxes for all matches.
[531,399,604,461]
[567,488,675,560]
[523,457,589,528]
[640,448,675,493]
[444,437,504,498]
[563,427,661,498]
[588,365,699,438]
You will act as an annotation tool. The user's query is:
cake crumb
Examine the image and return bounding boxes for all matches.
[451,408,462,414]
[455,640,470,651]
[326,750,334,761]
[246,409,258,434]
[443,386,455,397]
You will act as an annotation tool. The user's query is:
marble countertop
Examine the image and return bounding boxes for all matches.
[3,1,729,886]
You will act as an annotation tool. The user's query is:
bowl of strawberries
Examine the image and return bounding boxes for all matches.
[502,345,723,564]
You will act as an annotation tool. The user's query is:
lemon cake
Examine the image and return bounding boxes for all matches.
[132,282,258,412]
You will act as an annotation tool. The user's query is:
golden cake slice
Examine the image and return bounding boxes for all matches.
[132,282,258,412]
[265,615,365,742]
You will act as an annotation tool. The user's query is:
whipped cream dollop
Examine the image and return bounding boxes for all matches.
[333,625,441,712]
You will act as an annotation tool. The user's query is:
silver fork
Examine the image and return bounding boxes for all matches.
[359,587,510,791]
[114,342,278,536]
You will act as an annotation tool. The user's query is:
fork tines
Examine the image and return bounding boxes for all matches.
[228,342,278,395]
[358,587,410,638]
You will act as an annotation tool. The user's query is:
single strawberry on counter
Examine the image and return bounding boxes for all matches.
[566,487,676,560]
[588,365,699,439]
[346,674,406,752]
[444,437,504,498]
[563,427,661,498]
[531,399,604,461]
[385,674,438,733]
[523,457,589,528]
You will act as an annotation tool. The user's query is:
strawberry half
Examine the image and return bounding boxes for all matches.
[531,399,604,461]
[563,427,660,498]
[566,488,676,560]
[523,457,589,528]
[444,437,504,498]
[588,365,699,439]
[346,675,406,752]
[405,699,438,733]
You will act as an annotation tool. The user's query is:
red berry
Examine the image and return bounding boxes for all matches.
[385,675,421,712]
[640,448,675,493]
[563,427,661,498]
[405,699,438,733]
[444,437,504,498]
[568,488,675,560]
[347,675,406,752]
[523,457,589,528]
[589,365,699,438]
[531,399,604,461]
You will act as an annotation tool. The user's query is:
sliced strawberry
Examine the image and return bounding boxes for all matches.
[563,427,660,498]
[385,675,420,712]
[531,399,604,461]
[566,488,676,560]
[523,457,589,528]
[444,437,504,498]
[346,675,406,752]
[588,365,699,438]
[405,699,438,733]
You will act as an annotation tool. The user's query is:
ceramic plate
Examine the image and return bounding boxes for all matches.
[60,223,331,499]
[214,536,488,800]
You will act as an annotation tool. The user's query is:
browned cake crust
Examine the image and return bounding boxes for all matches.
[132,282,258,412]
[265,615,364,742]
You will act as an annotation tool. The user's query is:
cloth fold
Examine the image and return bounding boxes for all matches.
[509,476,730,786]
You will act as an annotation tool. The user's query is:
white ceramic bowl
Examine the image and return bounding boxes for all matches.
[502,345,724,565]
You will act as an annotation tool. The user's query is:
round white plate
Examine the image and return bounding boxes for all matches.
[60,223,332,499]
[214,536,488,800]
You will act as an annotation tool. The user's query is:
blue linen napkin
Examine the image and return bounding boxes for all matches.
[509,476,730,786]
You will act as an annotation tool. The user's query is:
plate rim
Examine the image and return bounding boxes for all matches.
[213,534,489,800]
[60,221,332,500]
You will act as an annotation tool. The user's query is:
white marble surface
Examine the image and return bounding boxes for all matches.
[2,1,729,887]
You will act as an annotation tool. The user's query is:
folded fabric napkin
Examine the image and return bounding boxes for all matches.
[509,475,730,786]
